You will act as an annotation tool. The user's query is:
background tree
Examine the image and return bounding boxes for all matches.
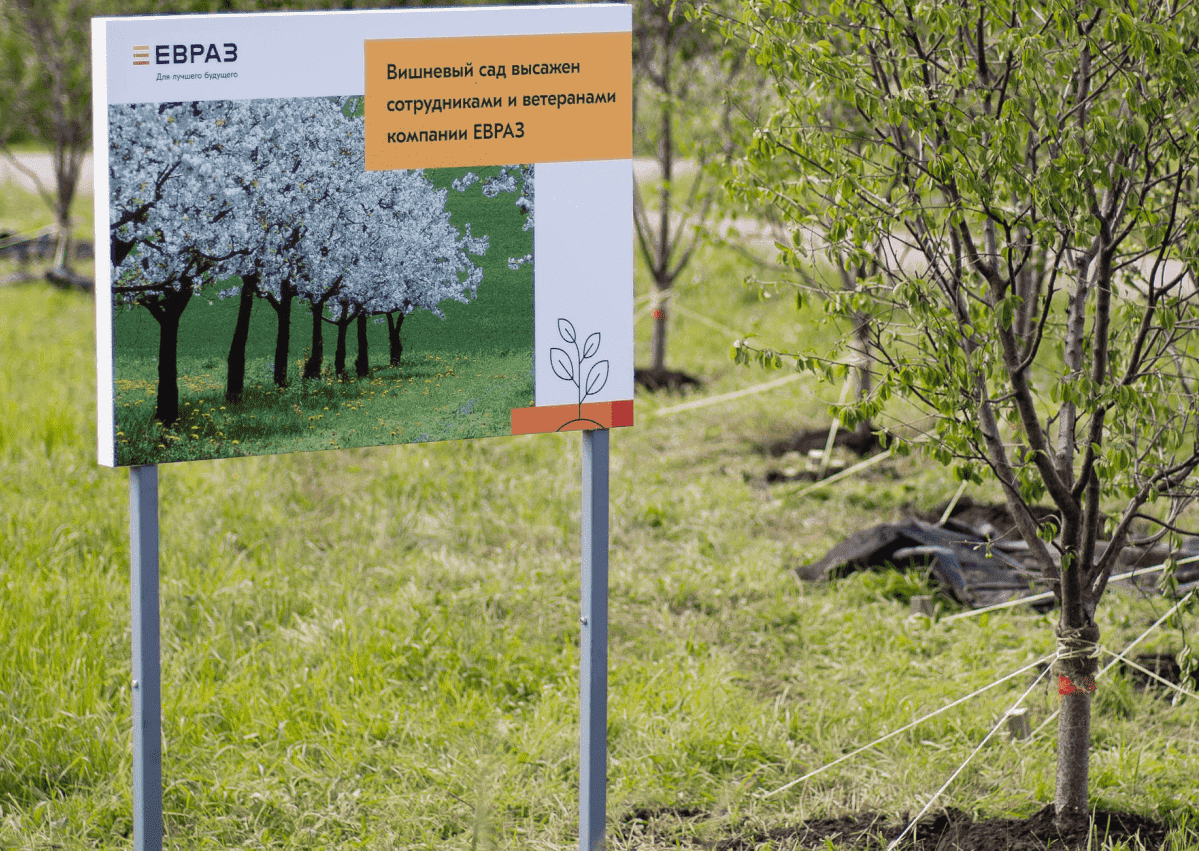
[0,0,457,286]
[632,0,765,390]
[0,0,93,279]
[717,0,1199,830]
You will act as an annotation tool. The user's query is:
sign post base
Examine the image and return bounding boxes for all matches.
[130,464,162,851]
[580,429,609,851]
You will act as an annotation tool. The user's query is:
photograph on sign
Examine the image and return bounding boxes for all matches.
[93,6,633,467]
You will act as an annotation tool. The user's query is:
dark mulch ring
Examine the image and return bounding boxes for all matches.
[716,807,1171,850]
[635,366,704,393]
[764,426,886,459]
[760,426,888,483]
[620,805,1178,850]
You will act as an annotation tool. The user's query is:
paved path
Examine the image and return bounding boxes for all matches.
[0,152,94,196]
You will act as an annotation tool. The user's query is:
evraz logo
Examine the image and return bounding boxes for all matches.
[137,42,238,65]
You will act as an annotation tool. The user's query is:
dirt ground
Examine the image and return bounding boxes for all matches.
[619,805,1175,850]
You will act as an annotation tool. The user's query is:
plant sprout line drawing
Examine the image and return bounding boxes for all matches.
[550,318,609,429]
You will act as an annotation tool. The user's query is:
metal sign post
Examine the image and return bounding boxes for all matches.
[579,429,609,851]
[129,464,163,851]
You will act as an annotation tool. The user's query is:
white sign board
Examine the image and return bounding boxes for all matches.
[93,5,633,467]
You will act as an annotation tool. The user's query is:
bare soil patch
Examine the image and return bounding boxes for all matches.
[764,426,884,459]
[621,805,1174,850]
[635,366,703,392]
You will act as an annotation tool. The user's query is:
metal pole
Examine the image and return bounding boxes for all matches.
[579,429,609,851]
[130,464,162,851]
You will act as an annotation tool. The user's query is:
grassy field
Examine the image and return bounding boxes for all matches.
[2,228,1199,849]
[110,166,534,465]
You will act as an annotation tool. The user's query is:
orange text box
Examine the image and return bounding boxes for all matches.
[365,31,631,170]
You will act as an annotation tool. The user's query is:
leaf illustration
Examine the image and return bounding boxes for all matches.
[582,331,601,359]
[584,359,609,398]
[550,348,575,383]
[557,318,577,344]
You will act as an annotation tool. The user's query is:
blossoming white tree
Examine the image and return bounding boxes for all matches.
[221,97,355,398]
[109,96,491,421]
[109,101,252,424]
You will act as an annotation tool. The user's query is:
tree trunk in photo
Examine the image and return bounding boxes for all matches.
[334,318,350,379]
[270,287,294,387]
[225,274,258,403]
[386,311,405,366]
[355,313,369,378]
[304,301,325,379]
[146,288,193,426]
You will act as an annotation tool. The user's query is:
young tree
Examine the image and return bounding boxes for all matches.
[718,0,1199,830]
[1,0,232,281]
[0,0,94,278]
[633,0,769,389]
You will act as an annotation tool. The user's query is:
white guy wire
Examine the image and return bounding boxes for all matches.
[941,553,1199,623]
[761,653,1054,799]
[1100,647,1199,702]
[884,664,1053,851]
[788,448,894,500]
[651,373,805,417]
[1030,591,1196,739]
[937,480,970,526]
[672,302,746,340]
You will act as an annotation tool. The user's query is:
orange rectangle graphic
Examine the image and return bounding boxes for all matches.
[511,400,633,435]
[365,31,631,170]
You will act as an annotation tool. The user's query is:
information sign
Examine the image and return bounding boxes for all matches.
[94,5,633,467]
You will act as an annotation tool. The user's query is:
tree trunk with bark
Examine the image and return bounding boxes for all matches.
[225,274,258,403]
[1054,618,1099,831]
[304,301,325,379]
[386,311,405,366]
[334,317,351,379]
[650,26,674,376]
[145,287,193,426]
[355,313,369,377]
[649,300,670,373]
[269,287,294,387]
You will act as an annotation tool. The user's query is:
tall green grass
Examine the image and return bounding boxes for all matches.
[1,235,1198,849]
